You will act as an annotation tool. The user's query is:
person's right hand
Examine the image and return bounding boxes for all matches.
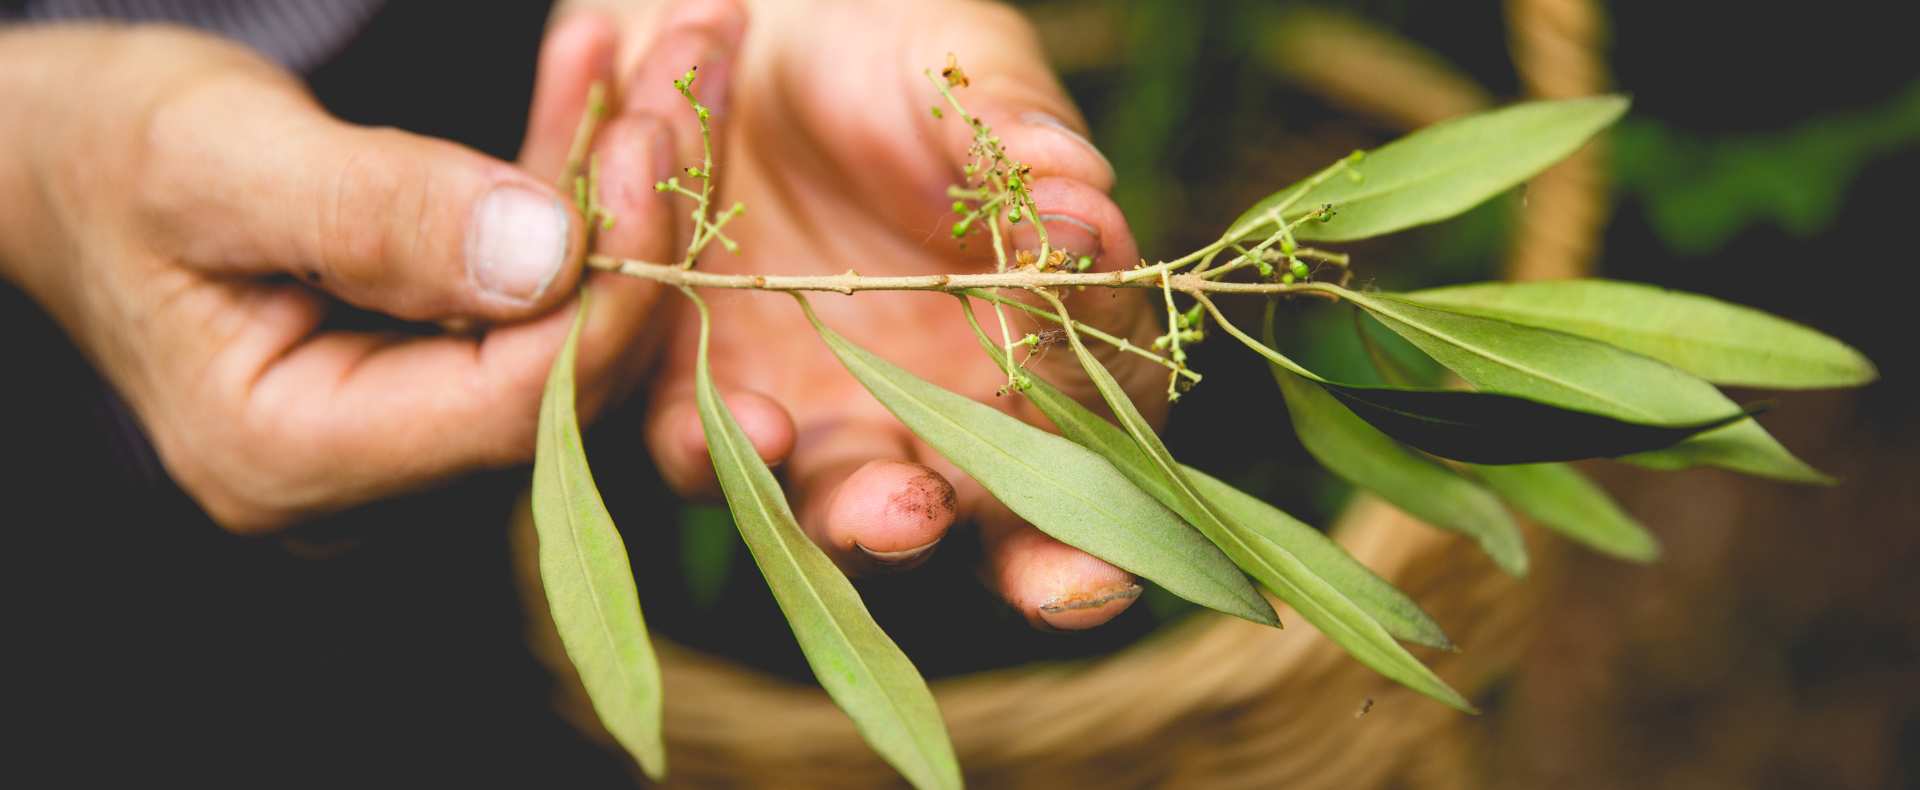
[527,0,1164,631]
[0,24,697,534]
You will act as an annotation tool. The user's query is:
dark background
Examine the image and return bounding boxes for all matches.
[5,0,1916,786]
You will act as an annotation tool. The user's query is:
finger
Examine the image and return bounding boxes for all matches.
[783,416,959,575]
[565,113,679,420]
[977,514,1141,632]
[916,5,1114,191]
[1002,178,1166,426]
[646,386,795,501]
[140,77,587,322]
[520,11,618,182]
[164,283,579,532]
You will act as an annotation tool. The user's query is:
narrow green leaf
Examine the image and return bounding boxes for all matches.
[1028,294,1470,711]
[687,291,961,790]
[1335,285,1745,425]
[1465,463,1660,562]
[1186,470,1454,650]
[1315,378,1740,463]
[1617,417,1837,485]
[957,299,1451,649]
[531,289,665,780]
[1332,286,1828,479]
[1272,365,1528,577]
[1206,297,1734,464]
[1227,95,1629,242]
[796,295,1276,627]
[1400,279,1878,389]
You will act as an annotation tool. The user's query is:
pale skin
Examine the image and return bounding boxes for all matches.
[0,0,1167,631]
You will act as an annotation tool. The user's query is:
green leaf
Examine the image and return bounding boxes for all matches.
[1334,286,1743,425]
[532,290,665,780]
[1617,417,1836,485]
[687,291,961,790]
[1316,380,1738,463]
[1205,297,1740,464]
[1465,463,1660,562]
[796,295,1276,627]
[1227,95,1629,243]
[1400,279,1878,389]
[1272,364,1528,577]
[1187,470,1455,650]
[1026,295,1470,711]
[957,299,1451,650]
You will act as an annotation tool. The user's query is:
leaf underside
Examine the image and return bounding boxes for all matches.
[800,295,1277,627]
[689,291,961,790]
[957,298,1452,650]
[1467,462,1661,563]
[531,290,666,780]
[967,296,1468,710]
[1272,365,1529,578]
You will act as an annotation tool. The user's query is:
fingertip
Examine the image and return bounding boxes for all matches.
[649,388,793,502]
[523,10,618,179]
[824,461,956,575]
[984,525,1139,631]
[1018,179,1139,273]
[722,391,796,466]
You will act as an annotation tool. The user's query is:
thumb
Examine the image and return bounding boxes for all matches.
[141,75,586,322]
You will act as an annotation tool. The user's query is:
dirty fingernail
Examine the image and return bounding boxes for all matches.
[1039,582,1143,630]
[469,185,570,301]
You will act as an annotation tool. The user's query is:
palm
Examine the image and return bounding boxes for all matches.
[570,0,1168,628]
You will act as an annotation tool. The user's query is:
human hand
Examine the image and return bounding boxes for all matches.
[0,23,710,533]
[532,0,1163,630]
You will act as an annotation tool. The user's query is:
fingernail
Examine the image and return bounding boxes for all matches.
[856,538,941,567]
[468,185,570,301]
[1009,214,1102,264]
[1039,582,1142,629]
[1021,112,1113,175]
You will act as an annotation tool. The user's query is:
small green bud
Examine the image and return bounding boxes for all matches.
[721,237,739,254]
[1008,208,1023,224]
[1279,238,1296,255]
[952,201,968,214]
[1183,303,1205,326]
[1007,175,1022,189]
[931,106,944,119]
[1290,260,1310,279]
[952,221,970,238]
[697,107,710,121]
[1347,149,1366,164]
[1151,335,1171,350]
[1280,272,1296,284]
[1076,255,1094,272]
[1254,260,1274,277]
[654,181,668,192]
[1172,348,1187,363]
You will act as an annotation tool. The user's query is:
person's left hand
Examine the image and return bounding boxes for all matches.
[529,0,1166,631]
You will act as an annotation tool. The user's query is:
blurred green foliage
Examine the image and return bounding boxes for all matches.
[1614,77,1920,258]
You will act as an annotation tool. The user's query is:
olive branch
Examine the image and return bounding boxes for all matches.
[530,61,1879,790]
